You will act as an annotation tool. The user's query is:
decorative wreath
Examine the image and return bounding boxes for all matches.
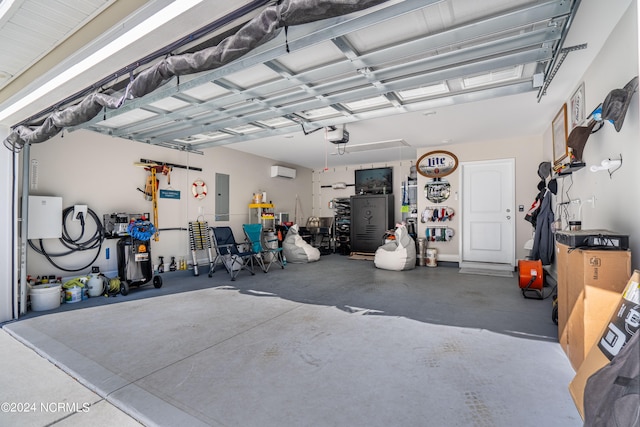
[192,179,207,199]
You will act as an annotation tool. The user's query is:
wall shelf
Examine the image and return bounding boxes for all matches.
[249,203,275,230]
[555,162,586,177]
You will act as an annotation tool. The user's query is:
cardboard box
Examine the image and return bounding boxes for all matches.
[555,243,571,354]
[555,244,631,370]
[569,270,640,419]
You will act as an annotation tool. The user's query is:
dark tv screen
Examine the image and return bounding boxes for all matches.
[355,167,393,195]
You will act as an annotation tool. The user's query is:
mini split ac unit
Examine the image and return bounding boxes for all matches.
[270,165,296,179]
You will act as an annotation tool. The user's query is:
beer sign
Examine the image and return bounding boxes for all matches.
[416,150,458,178]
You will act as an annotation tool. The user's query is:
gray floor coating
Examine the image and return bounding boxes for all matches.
[1,254,582,426]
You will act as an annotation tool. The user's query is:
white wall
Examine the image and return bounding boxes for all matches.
[414,136,543,263]
[544,1,640,270]
[22,129,312,278]
[311,137,543,265]
[1,125,16,322]
[312,160,415,220]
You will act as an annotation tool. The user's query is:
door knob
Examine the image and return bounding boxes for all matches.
[506,216,511,219]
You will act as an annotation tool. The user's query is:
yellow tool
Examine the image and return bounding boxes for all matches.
[151,166,159,241]
[134,161,160,241]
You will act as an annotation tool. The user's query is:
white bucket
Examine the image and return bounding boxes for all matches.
[426,248,438,267]
[30,284,62,311]
[64,286,82,303]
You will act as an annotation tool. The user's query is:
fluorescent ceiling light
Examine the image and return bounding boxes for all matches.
[331,139,410,154]
[0,0,16,21]
[462,65,523,89]
[0,0,205,122]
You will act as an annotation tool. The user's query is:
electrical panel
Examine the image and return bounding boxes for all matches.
[28,196,62,239]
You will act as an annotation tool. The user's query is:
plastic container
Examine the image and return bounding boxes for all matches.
[65,286,82,303]
[426,248,438,267]
[87,274,103,297]
[30,284,62,311]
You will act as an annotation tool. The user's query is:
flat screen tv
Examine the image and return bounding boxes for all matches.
[355,167,393,195]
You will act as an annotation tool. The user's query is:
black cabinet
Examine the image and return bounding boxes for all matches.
[350,194,394,253]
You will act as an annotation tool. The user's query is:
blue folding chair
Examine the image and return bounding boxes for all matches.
[211,226,255,280]
[242,223,285,273]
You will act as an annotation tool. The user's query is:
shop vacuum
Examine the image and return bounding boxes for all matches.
[116,217,162,295]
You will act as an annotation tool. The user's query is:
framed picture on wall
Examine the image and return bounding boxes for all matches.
[552,103,568,165]
[570,82,585,129]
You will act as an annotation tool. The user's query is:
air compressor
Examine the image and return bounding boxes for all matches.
[116,217,162,295]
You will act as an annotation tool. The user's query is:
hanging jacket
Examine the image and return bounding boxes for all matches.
[531,190,554,265]
[584,332,639,427]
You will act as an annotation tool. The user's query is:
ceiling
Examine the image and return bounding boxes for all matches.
[0,0,633,170]
[0,0,114,84]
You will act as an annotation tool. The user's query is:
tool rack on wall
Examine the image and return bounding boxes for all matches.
[421,206,455,242]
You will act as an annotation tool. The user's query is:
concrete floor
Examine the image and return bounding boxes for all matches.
[1,254,582,426]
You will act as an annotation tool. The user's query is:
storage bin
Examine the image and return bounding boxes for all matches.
[30,284,62,311]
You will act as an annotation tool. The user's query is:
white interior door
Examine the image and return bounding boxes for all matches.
[461,159,515,268]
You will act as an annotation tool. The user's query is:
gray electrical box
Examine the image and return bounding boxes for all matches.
[28,196,62,239]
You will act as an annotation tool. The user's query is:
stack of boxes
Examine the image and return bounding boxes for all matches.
[556,242,631,370]
[554,230,635,419]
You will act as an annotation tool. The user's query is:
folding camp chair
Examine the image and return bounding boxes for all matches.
[211,226,255,280]
[242,223,285,273]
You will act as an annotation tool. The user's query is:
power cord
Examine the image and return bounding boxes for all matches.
[28,206,104,272]
[128,219,156,241]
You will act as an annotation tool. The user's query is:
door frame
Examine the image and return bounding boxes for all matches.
[459,158,516,270]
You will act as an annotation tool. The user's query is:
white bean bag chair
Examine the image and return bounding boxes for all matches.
[374,224,416,271]
[283,224,321,263]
